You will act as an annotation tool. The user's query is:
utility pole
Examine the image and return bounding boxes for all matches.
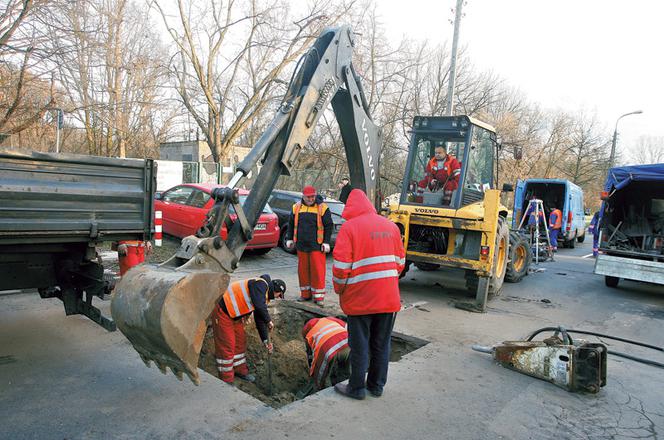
[446,0,465,116]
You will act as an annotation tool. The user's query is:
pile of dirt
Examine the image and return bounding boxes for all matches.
[198,302,318,407]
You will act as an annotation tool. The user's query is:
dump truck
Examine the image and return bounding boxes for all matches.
[384,116,531,311]
[594,163,664,288]
[0,150,156,330]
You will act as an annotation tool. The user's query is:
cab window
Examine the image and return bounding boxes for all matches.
[463,126,494,205]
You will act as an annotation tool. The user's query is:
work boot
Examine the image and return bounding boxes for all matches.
[235,373,256,383]
[334,383,365,400]
[315,300,324,307]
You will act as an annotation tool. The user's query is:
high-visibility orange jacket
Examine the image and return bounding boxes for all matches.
[332,190,405,315]
[287,195,333,252]
[220,277,272,342]
[302,317,348,388]
[549,209,563,230]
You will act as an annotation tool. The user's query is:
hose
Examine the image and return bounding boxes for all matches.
[526,326,664,370]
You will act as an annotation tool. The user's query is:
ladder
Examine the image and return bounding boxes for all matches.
[517,199,554,263]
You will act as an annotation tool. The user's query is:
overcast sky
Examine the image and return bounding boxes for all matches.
[377,0,663,156]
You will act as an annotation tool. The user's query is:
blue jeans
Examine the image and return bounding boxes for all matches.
[347,313,396,393]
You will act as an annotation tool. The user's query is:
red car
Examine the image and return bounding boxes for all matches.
[154,183,280,254]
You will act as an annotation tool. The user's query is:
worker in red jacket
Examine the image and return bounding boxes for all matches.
[332,189,405,400]
[302,317,350,390]
[417,144,461,205]
[549,206,563,252]
[212,274,286,384]
[286,185,333,305]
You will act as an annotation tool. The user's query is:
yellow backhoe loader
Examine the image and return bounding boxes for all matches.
[385,115,531,312]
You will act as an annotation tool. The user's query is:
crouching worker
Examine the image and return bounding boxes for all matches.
[212,275,286,384]
[302,317,350,390]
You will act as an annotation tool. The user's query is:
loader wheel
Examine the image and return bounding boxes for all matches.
[465,218,509,296]
[506,231,531,283]
[414,262,440,271]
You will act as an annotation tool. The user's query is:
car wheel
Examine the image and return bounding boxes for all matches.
[605,276,619,288]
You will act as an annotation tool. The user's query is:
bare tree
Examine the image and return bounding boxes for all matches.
[154,0,354,164]
[630,136,664,165]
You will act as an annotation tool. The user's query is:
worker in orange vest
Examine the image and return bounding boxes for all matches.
[416,143,461,205]
[302,317,350,390]
[212,275,286,384]
[549,206,563,252]
[113,240,152,276]
[285,185,333,306]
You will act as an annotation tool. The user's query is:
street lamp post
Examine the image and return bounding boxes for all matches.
[609,110,643,169]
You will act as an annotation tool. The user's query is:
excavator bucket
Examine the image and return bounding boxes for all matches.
[110,265,230,385]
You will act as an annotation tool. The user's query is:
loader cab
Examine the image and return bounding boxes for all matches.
[401,115,497,209]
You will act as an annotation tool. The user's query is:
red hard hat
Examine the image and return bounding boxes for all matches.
[303,185,316,197]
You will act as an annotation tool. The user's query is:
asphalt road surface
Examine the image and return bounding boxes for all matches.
[1,238,663,439]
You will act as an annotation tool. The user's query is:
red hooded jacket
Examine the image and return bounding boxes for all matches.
[332,189,405,315]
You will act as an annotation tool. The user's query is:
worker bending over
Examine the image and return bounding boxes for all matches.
[302,317,350,390]
[212,275,286,383]
[286,185,333,305]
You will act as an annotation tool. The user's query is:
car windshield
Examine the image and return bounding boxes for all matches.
[228,195,273,214]
[326,201,345,217]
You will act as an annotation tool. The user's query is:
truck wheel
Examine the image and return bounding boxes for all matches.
[577,233,585,243]
[506,232,531,283]
[605,276,619,288]
[565,238,576,249]
[414,262,440,271]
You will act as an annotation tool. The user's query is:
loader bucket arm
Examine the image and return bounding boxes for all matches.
[110,25,382,384]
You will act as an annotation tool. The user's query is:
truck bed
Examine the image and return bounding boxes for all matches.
[0,150,155,245]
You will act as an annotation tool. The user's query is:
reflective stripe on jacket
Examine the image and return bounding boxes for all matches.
[332,189,405,315]
[222,279,268,318]
[303,317,348,388]
[549,209,562,229]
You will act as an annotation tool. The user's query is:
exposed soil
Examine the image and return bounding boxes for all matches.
[198,302,318,407]
[197,301,429,408]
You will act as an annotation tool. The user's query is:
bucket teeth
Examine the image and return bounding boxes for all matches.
[156,361,168,375]
[172,368,184,381]
[186,372,200,385]
[139,354,152,368]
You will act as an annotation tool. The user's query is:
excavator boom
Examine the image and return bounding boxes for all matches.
[110,25,382,384]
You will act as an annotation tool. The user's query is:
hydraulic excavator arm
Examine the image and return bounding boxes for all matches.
[110,25,382,384]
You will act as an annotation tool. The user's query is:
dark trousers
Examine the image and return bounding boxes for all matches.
[347,313,396,393]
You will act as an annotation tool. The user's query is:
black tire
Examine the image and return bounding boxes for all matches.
[506,231,531,283]
[279,226,296,254]
[414,262,440,271]
[567,237,576,249]
[605,276,619,288]
[577,233,585,243]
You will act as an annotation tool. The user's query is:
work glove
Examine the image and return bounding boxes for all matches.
[286,240,294,249]
[117,244,128,256]
[321,243,330,253]
[264,340,274,354]
[145,241,153,255]
[268,320,274,331]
